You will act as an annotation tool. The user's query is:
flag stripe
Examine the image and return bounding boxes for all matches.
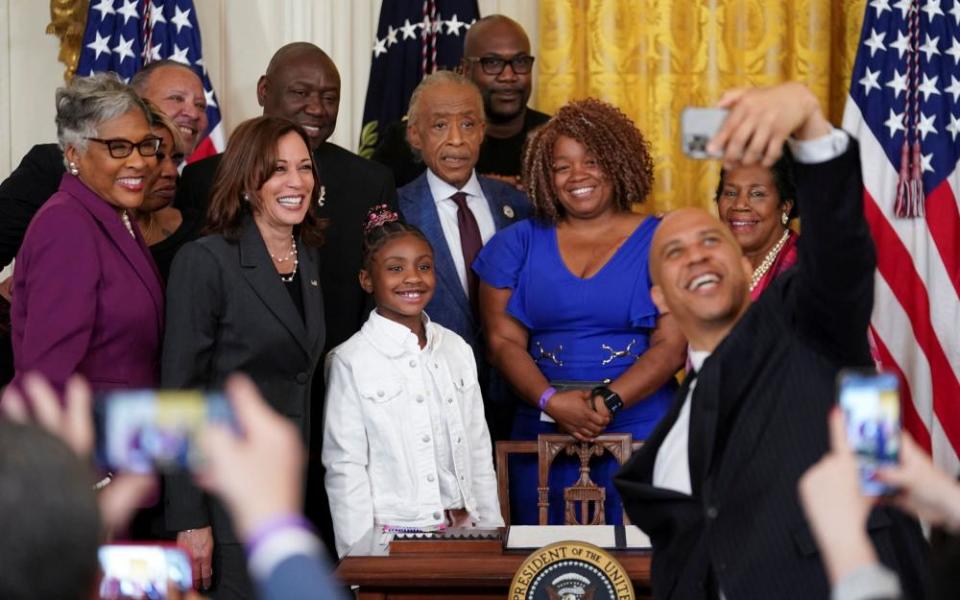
[928,181,960,298]
[869,329,932,453]
[864,192,960,451]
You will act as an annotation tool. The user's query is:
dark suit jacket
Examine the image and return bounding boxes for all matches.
[614,143,928,599]
[11,173,163,391]
[162,217,325,544]
[0,143,66,269]
[397,172,530,352]
[174,141,398,352]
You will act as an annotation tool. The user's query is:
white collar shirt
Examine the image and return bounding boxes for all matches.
[425,169,497,294]
[652,350,711,495]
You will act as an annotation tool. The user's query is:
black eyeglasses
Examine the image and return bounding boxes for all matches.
[85,136,162,159]
[156,150,186,166]
[465,55,535,75]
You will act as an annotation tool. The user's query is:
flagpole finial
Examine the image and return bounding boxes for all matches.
[46,0,88,82]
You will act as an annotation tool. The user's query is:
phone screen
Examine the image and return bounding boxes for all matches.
[837,370,901,496]
[94,389,234,473]
[680,107,729,159]
[98,544,192,599]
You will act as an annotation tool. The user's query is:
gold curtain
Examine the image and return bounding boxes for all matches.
[535,0,867,214]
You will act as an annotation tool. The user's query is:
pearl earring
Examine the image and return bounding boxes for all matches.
[242,192,250,202]
[781,212,789,226]
[69,162,79,176]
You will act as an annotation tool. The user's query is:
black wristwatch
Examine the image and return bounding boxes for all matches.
[591,386,624,416]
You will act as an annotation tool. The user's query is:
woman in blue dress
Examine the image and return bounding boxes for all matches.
[473,98,686,524]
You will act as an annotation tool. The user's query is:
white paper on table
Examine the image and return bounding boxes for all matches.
[505,525,651,550]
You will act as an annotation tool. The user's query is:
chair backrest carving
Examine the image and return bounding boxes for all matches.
[496,434,643,525]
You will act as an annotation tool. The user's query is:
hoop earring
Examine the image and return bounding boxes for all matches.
[780,212,789,226]
[68,162,79,176]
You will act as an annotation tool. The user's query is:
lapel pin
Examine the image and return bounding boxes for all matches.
[310,279,319,287]
[317,185,326,208]
[502,205,515,219]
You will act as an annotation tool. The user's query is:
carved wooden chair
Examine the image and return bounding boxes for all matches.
[495,434,644,525]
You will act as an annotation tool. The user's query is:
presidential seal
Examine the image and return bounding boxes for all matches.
[510,541,635,600]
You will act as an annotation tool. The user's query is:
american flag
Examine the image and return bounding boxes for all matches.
[843,0,960,474]
[75,0,224,162]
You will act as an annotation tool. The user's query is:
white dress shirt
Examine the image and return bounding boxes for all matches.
[425,169,497,294]
[653,350,709,494]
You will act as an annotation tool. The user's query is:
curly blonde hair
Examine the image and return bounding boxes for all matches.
[522,98,655,222]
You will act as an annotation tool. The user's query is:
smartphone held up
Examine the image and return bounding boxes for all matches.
[836,370,902,496]
[94,390,236,474]
[680,107,729,159]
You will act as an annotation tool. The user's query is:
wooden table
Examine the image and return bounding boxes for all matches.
[334,529,652,599]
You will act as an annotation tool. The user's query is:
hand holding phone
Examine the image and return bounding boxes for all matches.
[680,107,729,159]
[837,370,901,496]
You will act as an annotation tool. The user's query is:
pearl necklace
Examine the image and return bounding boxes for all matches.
[120,210,135,238]
[749,229,791,291]
[270,236,298,283]
[271,234,297,263]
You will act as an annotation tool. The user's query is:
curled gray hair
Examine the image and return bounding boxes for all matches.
[405,70,484,125]
[56,72,152,160]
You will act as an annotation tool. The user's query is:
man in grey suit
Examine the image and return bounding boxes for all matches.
[398,71,530,442]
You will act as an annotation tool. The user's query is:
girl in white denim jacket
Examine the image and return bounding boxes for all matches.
[322,206,503,557]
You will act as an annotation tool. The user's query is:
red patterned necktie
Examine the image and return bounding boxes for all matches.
[450,192,482,316]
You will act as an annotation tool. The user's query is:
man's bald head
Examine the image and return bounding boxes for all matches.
[257,43,341,150]
[461,15,532,124]
[464,15,530,57]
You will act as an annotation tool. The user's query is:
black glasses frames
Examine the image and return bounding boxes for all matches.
[465,55,536,75]
[85,136,162,159]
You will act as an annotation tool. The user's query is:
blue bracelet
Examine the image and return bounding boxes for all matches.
[538,386,557,411]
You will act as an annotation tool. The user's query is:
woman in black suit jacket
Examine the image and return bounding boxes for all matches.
[162,116,325,599]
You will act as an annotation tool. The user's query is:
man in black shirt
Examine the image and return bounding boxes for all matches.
[372,15,549,188]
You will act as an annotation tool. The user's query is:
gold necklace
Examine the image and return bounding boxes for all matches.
[749,229,791,291]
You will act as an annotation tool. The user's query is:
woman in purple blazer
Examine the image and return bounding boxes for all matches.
[10,73,164,392]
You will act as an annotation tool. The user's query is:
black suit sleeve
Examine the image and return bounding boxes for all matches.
[790,139,876,366]
[161,242,223,531]
[0,145,65,269]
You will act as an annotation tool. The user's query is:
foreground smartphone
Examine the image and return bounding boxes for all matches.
[680,107,729,159]
[98,544,192,599]
[837,370,901,496]
[94,389,235,473]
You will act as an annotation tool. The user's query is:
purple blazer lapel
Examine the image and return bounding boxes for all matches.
[61,175,165,330]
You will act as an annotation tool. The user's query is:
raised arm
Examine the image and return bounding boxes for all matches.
[710,83,872,363]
